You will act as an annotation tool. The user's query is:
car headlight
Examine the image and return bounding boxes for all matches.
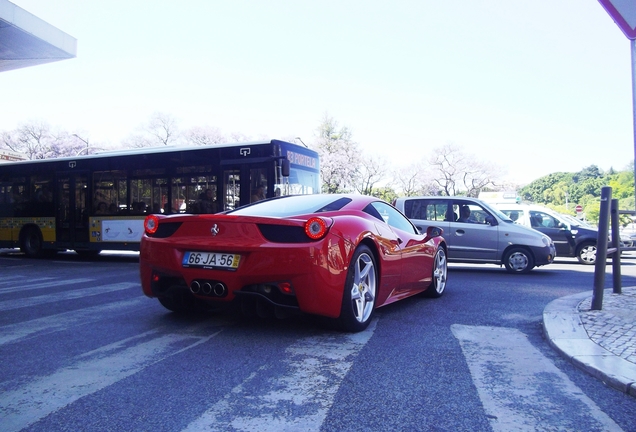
[541,235,552,247]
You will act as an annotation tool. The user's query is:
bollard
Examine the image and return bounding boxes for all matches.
[610,199,622,294]
[591,187,611,310]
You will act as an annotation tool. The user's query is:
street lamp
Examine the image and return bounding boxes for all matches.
[72,133,90,155]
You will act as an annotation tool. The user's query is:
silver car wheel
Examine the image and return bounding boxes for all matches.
[424,246,448,298]
[504,247,534,273]
[432,247,447,295]
[577,243,597,265]
[350,252,376,324]
[508,252,528,271]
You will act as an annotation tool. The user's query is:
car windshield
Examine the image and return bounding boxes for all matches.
[479,201,512,222]
[228,195,352,217]
[559,213,592,228]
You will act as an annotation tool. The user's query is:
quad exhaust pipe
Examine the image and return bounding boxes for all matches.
[190,280,227,297]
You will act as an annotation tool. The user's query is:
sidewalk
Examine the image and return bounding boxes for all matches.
[543,286,636,398]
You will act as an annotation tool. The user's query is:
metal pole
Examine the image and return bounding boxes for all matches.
[591,186,612,310]
[610,198,622,294]
[632,39,636,207]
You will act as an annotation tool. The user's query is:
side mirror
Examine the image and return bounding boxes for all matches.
[485,216,497,226]
[281,159,290,177]
[423,225,443,241]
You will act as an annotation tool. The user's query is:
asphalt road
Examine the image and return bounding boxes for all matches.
[1,250,635,432]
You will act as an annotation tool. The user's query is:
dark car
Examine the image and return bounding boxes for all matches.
[497,204,599,264]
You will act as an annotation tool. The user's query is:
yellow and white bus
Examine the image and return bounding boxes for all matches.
[0,139,320,257]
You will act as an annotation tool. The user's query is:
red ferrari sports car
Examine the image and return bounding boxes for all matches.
[139,194,447,332]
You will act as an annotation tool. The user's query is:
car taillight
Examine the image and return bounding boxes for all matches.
[144,214,159,235]
[304,217,328,240]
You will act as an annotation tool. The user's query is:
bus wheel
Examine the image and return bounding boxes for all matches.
[20,227,43,258]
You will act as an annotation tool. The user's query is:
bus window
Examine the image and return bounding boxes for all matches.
[0,183,11,217]
[28,175,55,217]
[0,178,27,216]
[151,178,168,214]
[223,170,240,211]
[93,171,127,215]
[190,176,217,214]
[284,167,319,195]
[130,178,153,214]
[250,168,267,203]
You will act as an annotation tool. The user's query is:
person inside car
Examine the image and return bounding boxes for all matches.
[457,205,474,223]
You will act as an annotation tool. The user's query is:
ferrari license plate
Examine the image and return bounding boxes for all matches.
[182,251,240,270]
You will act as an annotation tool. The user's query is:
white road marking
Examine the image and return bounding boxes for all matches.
[0,327,222,432]
[0,275,54,286]
[0,273,55,286]
[0,278,93,294]
[0,282,138,311]
[183,320,377,432]
[451,324,623,432]
[0,297,148,346]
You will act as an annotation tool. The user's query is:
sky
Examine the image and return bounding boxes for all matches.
[2,0,635,185]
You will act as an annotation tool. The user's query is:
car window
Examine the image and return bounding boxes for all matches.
[452,201,491,224]
[500,209,522,223]
[366,202,417,234]
[530,211,560,228]
[403,199,449,221]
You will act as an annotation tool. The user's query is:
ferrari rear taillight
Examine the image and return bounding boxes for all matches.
[144,214,159,235]
[304,217,328,240]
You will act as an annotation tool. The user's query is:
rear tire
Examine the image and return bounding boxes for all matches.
[423,246,447,298]
[503,247,534,273]
[338,245,377,332]
[20,227,43,258]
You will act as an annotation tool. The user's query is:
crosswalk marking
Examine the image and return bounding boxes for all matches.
[0,277,94,294]
[0,275,54,286]
[0,297,149,346]
[182,320,377,432]
[451,324,623,432]
[0,327,222,432]
[0,282,138,311]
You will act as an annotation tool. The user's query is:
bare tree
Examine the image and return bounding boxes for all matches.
[227,131,252,143]
[0,121,54,160]
[147,112,180,146]
[428,143,501,197]
[354,154,389,196]
[184,125,226,146]
[124,112,181,148]
[0,122,101,159]
[393,161,439,197]
[311,113,361,194]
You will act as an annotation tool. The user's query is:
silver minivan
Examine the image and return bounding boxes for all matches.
[393,196,556,273]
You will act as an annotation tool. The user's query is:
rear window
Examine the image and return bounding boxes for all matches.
[229,195,351,217]
[403,199,449,222]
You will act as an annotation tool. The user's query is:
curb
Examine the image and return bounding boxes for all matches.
[543,289,636,398]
